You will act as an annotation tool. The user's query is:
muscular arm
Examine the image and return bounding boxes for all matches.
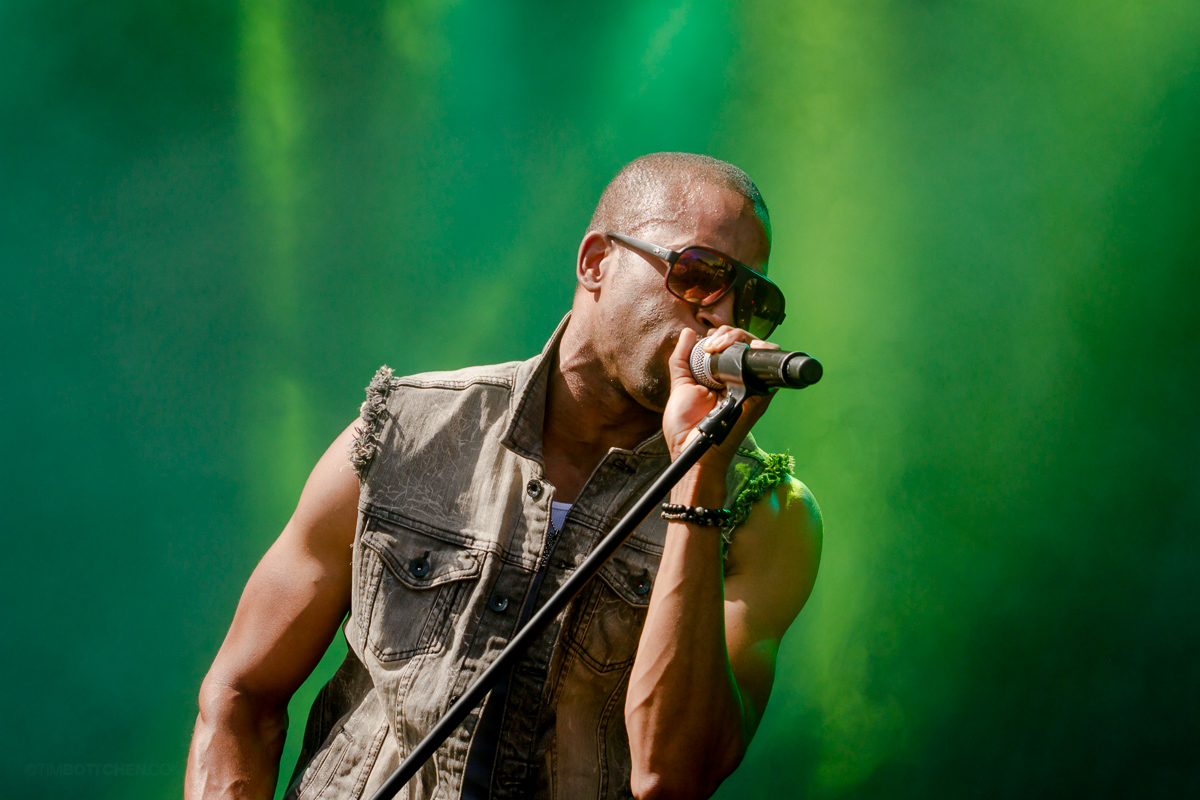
[625,330,823,800]
[184,421,363,800]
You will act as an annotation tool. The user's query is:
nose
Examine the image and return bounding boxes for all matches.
[695,289,738,332]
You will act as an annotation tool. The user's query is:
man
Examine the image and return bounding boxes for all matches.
[185,153,822,800]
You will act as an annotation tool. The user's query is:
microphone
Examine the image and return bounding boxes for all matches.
[690,339,823,392]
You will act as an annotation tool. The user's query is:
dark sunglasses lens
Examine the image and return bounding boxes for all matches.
[738,277,786,338]
[668,248,735,304]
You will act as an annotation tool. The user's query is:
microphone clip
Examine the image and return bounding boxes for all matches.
[696,343,751,446]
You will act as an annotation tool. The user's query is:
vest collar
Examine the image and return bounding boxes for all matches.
[500,312,569,462]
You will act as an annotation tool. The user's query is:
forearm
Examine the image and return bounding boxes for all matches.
[625,466,747,799]
[185,682,289,800]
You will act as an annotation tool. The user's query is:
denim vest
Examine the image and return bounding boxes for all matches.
[284,316,782,800]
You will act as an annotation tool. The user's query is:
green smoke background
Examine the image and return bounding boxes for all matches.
[3,0,1198,797]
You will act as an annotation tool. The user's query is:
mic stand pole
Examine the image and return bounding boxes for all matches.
[368,380,752,800]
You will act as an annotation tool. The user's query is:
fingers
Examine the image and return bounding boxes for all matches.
[673,324,779,393]
[700,325,781,353]
[668,327,701,390]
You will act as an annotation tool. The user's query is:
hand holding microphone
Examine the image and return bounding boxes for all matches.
[662,328,822,459]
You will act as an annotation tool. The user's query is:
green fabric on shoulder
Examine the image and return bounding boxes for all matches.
[722,451,795,542]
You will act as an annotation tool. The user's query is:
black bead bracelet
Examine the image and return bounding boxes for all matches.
[660,503,733,527]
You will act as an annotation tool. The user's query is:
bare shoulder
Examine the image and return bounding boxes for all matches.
[724,476,823,633]
[200,419,365,706]
[280,418,365,559]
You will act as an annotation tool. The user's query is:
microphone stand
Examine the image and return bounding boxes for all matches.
[369,350,798,800]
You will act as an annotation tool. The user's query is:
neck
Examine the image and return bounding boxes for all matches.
[540,319,661,502]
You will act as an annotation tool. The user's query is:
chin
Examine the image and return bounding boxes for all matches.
[632,371,671,413]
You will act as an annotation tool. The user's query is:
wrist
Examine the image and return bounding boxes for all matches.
[669,466,728,509]
[661,504,732,527]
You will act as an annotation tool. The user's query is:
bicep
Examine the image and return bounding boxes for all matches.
[202,420,364,709]
[722,478,823,737]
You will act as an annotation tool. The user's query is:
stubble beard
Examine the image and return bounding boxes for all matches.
[635,368,670,413]
[626,338,674,413]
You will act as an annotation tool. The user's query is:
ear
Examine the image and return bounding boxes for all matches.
[576,231,612,295]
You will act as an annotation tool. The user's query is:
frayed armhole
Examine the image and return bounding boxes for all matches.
[720,451,796,552]
[348,366,395,478]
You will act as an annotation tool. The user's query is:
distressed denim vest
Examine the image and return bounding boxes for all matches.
[284,316,785,800]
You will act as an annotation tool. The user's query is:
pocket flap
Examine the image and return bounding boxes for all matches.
[362,523,482,590]
[599,545,660,606]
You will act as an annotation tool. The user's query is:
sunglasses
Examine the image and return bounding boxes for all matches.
[606,231,787,339]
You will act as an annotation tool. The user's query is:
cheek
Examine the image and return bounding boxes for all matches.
[600,262,697,361]
[604,280,669,334]
[617,298,680,361]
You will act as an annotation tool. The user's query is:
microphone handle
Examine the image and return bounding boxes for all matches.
[744,348,824,390]
[691,341,823,391]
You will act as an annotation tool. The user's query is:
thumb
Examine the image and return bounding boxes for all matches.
[668,328,700,389]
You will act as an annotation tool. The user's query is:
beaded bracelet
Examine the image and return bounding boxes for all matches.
[660,503,733,527]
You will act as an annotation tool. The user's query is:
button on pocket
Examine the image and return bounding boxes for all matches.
[526,480,544,500]
[599,546,660,607]
[360,521,482,663]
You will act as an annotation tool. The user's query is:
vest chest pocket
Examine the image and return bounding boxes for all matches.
[565,543,661,673]
[359,519,483,663]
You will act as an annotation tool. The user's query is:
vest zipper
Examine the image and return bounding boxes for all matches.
[536,523,561,572]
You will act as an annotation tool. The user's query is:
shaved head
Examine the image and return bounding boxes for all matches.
[569,153,775,411]
[588,152,771,244]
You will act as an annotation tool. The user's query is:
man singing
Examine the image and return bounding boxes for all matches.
[185,152,823,800]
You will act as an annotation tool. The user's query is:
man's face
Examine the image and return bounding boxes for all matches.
[597,181,771,412]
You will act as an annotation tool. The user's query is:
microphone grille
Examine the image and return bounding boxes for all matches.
[690,338,723,390]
